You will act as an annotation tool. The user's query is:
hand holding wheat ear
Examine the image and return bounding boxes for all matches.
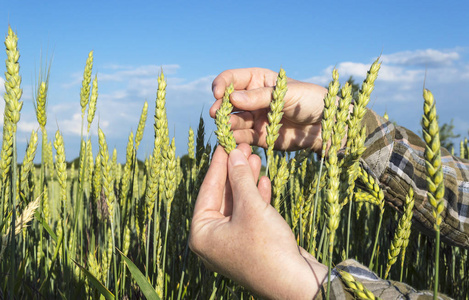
[210,68,332,153]
[190,143,327,299]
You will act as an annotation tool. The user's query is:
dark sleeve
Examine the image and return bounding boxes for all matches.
[359,109,469,249]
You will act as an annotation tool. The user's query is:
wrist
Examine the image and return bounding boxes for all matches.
[269,249,327,299]
[298,248,328,299]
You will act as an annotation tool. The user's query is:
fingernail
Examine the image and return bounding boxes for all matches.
[230,149,248,166]
[231,91,248,103]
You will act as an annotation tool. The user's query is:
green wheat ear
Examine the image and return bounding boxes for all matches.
[339,270,381,300]
[266,67,288,176]
[422,88,444,300]
[215,83,236,154]
[135,101,148,151]
[80,51,93,116]
[422,89,444,228]
[86,75,98,133]
[385,187,414,279]
[35,82,48,129]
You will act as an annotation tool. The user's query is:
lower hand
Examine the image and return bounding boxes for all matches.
[189,143,327,299]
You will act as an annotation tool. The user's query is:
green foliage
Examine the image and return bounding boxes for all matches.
[117,249,160,300]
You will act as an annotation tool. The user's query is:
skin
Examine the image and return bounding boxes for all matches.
[209,68,330,153]
[190,68,330,299]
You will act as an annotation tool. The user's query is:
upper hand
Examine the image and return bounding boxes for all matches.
[210,68,330,153]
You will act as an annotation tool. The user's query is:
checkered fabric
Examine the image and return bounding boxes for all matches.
[314,110,468,299]
[361,109,469,249]
[315,259,452,299]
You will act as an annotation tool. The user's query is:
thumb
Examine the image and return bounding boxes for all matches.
[230,87,273,111]
[228,149,263,213]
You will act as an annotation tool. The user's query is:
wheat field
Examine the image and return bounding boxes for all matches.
[1,25,468,300]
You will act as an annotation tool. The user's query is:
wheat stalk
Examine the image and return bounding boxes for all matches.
[1,26,23,189]
[323,69,342,300]
[344,58,381,204]
[399,190,415,282]
[188,127,195,161]
[87,74,98,133]
[422,88,444,300]
[86,139,94,188]
[385,187,414,279]
[311,68,340,263]
[273,155,289,212]
[358,166,385,269]
[135,100,148,151]
[20,130,38,198]
[98,128,114,219]
[35,81,48,129]
[120,131,134,216]
[80,51,93,117]
[321,69,340,155]
[154,71,168,158]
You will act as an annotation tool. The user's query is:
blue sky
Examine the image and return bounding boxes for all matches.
[2,0,469,161]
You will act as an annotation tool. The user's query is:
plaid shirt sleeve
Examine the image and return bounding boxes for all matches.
[316,110,465,299]
[360,109,469,249]
[315,259,453,300]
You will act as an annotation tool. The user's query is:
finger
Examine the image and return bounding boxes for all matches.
[210,102,253,120]
[230,82,308,114]
[212,68,278,99]
[220,175,233,216]
[227,149,262,215]
[236,143,252,158]
[248,153,262,184]
[193,146,228,216]
[232,129,266,148]
[236,143,262,183]
[219,144,252,216]
[209,99,222,118]
[258,176,272,205]
[229,112,254,131]
[230,87,274,112]
[219,144,251,216]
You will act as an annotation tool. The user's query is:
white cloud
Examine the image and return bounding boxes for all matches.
[376,65,423,83]
[45,64,215,149]
[302,48,469,145]
[381,49,460,67]
[99,64,180,82]
[102,63,180,75]
[335,62,370,77]
[0,77,5,94]
[305,61,424,86]
[62,64,180,89]
[167,75,215,93]
[305,48,468,96]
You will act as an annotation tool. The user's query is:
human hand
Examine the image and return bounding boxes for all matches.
[189,143,327,299]
[210,68,330,153]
